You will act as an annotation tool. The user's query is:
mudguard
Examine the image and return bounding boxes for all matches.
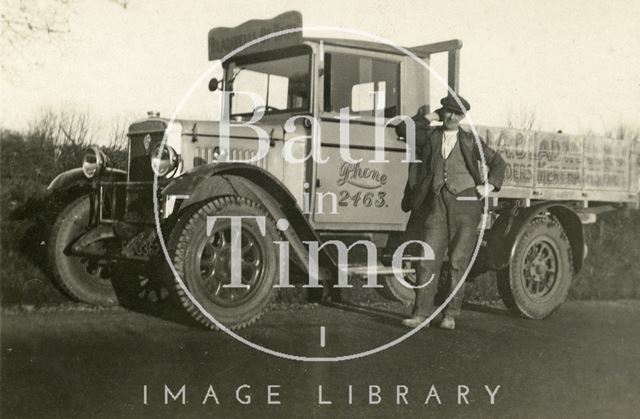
[482,202,584,274]
[163,163,335,273]
[42,167,129,224]
[47,167,128,194]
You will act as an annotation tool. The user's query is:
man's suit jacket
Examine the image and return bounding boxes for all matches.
[401,127,506,212]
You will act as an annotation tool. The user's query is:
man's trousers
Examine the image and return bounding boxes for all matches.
[412,188,482,318]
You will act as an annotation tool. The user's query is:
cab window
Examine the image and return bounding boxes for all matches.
[323,53,400,118]
[227,51,311,116]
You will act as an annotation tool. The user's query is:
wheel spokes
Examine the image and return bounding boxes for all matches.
[522,239,559,298]
[195,225,265,306]
[241,239,255,255]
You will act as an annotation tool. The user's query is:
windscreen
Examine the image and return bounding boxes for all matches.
[228,52,311,116]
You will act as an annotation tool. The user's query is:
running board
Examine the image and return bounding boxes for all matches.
[339,264,415,277]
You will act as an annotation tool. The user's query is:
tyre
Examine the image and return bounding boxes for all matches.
[378,230,422,304]
[497,216,573,319]
[376,261,416,304]
[48,195,118,306]
[167,196,280,330]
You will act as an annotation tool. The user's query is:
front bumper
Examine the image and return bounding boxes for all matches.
[70,180,172,262]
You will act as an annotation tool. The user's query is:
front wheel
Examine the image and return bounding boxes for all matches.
[48,196,118,306]
[376,261,416,304]
[497,216,573,319]
[167,196,280,330]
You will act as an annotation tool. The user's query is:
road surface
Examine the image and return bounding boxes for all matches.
[2,300,639,418]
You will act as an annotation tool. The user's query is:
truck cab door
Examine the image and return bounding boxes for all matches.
[311,48,412,232]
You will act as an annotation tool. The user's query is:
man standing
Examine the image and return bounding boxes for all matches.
[401,94,506,330]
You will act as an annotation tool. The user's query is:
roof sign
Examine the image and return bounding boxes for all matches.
[208,11,303,60]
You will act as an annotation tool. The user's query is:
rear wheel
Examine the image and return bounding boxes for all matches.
[167,196,280,330]
[497,216,573,319]
[48,196,118,306]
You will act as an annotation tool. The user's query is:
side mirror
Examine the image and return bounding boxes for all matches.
[208,78,220,92]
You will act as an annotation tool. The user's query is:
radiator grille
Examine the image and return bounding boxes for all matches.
[193,147,266,168]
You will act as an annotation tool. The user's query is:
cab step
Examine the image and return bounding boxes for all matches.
[339,264,415,277]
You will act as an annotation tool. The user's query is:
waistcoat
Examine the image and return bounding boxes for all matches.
[432,139,476,195]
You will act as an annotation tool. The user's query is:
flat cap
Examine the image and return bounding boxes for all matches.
[440,94,470,114]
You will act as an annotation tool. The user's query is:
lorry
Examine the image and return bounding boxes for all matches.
[46,11,640,330]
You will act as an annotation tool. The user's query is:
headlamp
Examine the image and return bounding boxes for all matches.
[82,147,107,178]
[150,143,179,177]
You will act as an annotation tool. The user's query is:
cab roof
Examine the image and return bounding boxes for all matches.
[304,37,410,56]
[305,37,462,58]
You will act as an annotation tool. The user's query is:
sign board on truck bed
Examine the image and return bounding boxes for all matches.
[479,126,639,205]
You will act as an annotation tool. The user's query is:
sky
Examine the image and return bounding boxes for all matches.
[1,0,639,135]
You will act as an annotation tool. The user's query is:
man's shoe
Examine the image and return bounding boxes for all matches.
[401,316,429,329]
[439,314,455,330]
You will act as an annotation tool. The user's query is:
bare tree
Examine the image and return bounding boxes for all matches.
[28,107,95,146]
[1,0,70,46]
[604,123,640,141]
[1,0,130,75]
[105,114,133,149]
[110,0,129,9]
[27,107,130,171]
[506,105,539,131]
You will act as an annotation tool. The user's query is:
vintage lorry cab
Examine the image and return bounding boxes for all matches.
[46,11,640,330]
